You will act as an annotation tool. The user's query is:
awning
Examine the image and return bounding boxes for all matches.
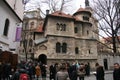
[34,38,47,45]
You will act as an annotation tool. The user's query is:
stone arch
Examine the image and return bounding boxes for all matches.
[38,54,47,64]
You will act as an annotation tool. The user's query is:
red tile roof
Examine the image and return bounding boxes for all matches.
[74,8,91,16]
[35,23,43,32]
[49,11,74,19]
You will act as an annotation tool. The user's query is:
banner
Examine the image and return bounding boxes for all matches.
[15,27,22,42]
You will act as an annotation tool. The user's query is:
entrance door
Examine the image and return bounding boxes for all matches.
[38,54,47,64]
[104,59,108,70]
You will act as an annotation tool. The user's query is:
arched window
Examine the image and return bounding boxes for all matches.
[56,42,61,53]
[56,23,60,30]
[75,47,79,54]
[62,43,67,53]
[63,24,66,31]
[3,19,10,36]
[30,21,34,29]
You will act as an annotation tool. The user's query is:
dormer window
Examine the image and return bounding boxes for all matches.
[83,16,89,21]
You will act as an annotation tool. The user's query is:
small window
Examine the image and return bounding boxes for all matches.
[56,42,61,53]
[62,43,67,53]
[89,49,91,54]
[75,27,78,33]
[87,30,89,35]
[83,16,89,21]
[3,19,10,36]
[75,47,79,54]
[30,22,34,29]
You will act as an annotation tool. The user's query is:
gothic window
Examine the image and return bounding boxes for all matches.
[62,43,67,53]
[75,47,79,54]
[83,16,89,21]
[56,42,61,53]
[3,19,10,36]
[74,27,78,33]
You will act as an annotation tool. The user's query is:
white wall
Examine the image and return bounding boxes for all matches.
[5,0,24,20]
[0,0,22,52]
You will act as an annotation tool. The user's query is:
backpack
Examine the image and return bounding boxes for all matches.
[19,73,29,80]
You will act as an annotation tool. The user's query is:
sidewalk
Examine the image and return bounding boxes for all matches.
[90,70,113,75]
[34,70,113,80]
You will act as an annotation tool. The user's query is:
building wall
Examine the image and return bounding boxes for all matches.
[0,0,23,53]
[98,53,120,70]
[5,0,24,20]
[45,17,75,37]
[21,9,98,69]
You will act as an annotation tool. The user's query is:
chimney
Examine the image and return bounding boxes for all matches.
[46,10,49,15]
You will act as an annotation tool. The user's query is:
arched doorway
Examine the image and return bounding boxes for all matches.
[38,54,47,64]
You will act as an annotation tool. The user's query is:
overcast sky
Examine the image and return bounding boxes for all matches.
[25,0,85,15]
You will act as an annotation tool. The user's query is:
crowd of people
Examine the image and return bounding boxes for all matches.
[0,60,120,80]
[49,62,90,80]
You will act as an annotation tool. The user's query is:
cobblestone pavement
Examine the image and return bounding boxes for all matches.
[35,71,113,80]
[84,73,113,80]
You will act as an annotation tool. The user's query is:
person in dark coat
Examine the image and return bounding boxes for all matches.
[41,64,47,80]
[49,63,56,80]
[11,68,20,80]
[0,62,3,80]
[95,63,105,80]
[85,63,90,76]
[113,63,120,80]
[3,63,12,80]
[69,62,77,80]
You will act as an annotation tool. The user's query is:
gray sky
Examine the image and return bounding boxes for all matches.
[25,0,85,15]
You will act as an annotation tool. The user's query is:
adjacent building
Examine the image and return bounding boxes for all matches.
[0,0,23,53]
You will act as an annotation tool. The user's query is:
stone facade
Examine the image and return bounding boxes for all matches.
[20,7,99,69]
